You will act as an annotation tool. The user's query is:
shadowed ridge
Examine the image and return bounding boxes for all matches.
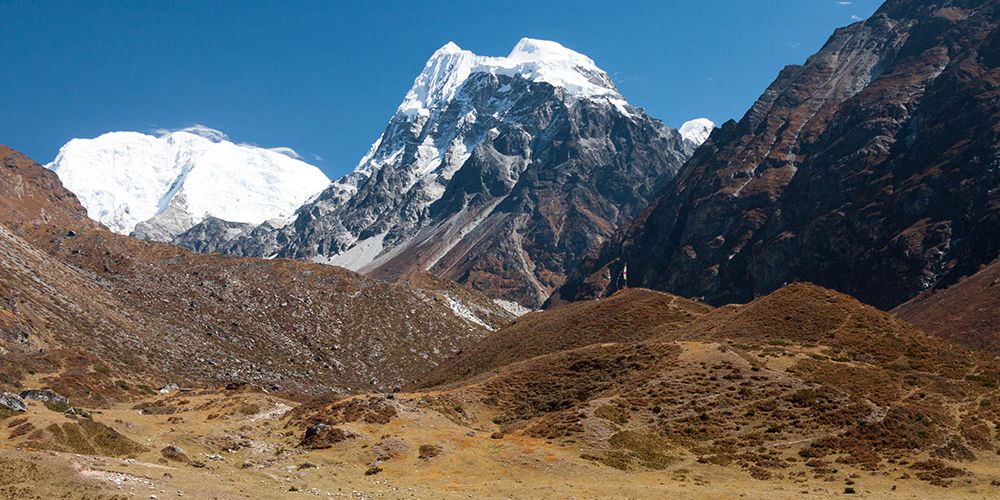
[893,257,1000,353]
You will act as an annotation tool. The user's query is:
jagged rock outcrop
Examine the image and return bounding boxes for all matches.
[556,0,1000,310]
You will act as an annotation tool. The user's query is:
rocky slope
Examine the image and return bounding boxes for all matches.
[181,39,707,307]
[0,145,512,399]
[46,126,329,240]
[556,0,1000,311]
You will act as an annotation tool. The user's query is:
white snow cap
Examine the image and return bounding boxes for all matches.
[679,118,715,146]
[399,38,619,118]
[47,127,330,234]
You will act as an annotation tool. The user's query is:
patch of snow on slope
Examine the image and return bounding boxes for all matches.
[322,232,388,271]
[443,293,495,331]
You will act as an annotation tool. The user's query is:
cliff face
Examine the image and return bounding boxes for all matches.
[556,0,1000,310]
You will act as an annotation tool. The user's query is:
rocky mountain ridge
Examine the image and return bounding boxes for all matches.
[556,0,1000,310]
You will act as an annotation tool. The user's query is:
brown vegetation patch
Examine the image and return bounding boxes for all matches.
[22,419,146,457]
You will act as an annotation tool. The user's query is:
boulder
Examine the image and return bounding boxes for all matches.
[0,392,26,413]
[161,445,190,463]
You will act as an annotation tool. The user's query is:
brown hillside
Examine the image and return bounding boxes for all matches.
[893,257,1000,353]
[0,146,100,230]
[0,146,510,399]
[674,283,970,372]
[398,283,1000,486]
[412,287,710,389]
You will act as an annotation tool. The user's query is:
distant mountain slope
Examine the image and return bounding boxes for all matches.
[182,39,709,307]
[0,145,510,399]
[556,0,1000,310]
[46,127,329,240]
[893,256,1000,352]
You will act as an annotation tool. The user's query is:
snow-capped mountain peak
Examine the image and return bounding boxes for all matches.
[399,42,480,118]
[398,38,619,119]
[169,37,702,309]
[678,118,715,146]
[47,128,330,238]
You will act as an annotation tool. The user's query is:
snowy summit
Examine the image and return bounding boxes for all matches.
[678,118,715,146]
[46,126,330,238]
[399,38,620,118]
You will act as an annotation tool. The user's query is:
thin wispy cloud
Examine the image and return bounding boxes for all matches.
[838,1,852,5]
[268,146,304,160]
[851,14,864,21]
[150,124,309,162]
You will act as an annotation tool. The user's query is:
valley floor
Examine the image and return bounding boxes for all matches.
[4,389,999,499]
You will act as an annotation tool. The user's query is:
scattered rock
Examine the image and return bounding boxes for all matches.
[490,431,504,439]
[64,407,92,418]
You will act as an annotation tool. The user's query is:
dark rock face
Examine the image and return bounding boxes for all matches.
[183,72,695,307]
[171,217,255,254]
[556,0,1000,310]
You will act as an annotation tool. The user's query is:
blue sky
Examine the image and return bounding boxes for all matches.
[0,0,881,178]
